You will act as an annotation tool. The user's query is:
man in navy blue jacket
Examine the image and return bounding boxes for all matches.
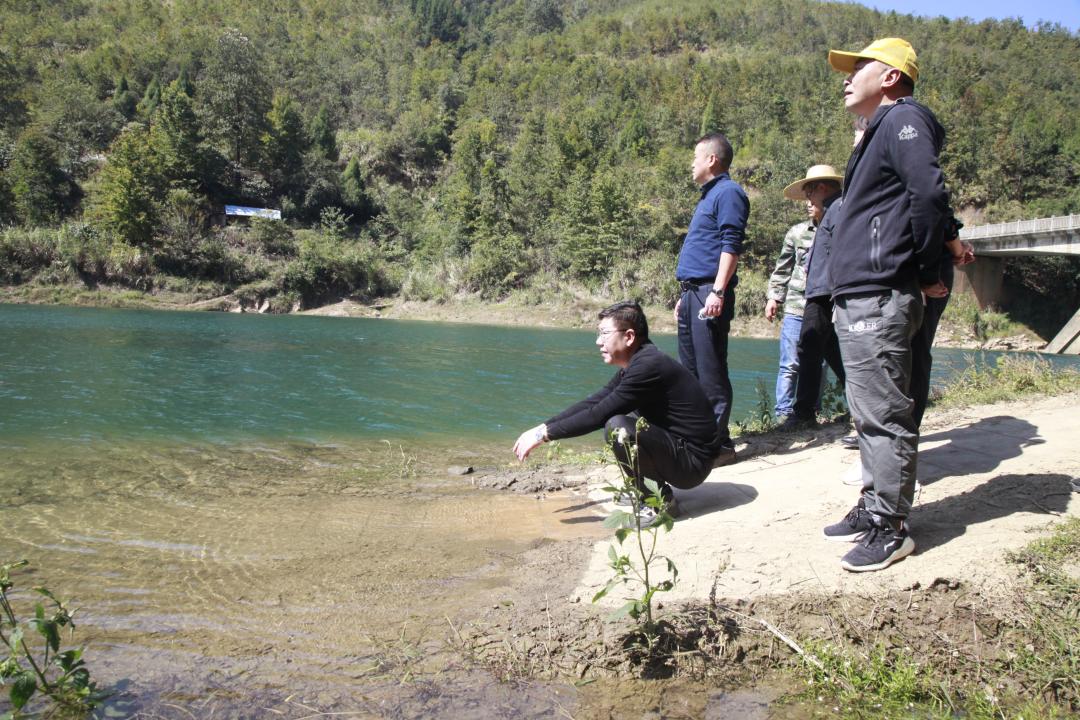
[821,38,949,572]
[673,133,750,466]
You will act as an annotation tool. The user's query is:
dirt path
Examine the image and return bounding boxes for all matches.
[572,392,1080,605]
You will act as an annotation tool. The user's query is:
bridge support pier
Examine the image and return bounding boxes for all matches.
[955,257,1004,309]
[1045,307,1080,354]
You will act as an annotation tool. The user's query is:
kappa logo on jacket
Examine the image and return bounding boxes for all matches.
[898,125,919,141]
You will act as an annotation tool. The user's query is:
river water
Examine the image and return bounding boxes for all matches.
[1,303,1070,718]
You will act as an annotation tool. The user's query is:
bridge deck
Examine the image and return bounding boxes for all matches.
[961,214,1080,256]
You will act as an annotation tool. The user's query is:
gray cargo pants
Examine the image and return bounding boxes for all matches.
[834,286,923,519]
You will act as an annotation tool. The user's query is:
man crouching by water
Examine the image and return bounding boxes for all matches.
[513,301,720,523]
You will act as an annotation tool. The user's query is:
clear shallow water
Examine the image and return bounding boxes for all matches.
[1,303,1076,718]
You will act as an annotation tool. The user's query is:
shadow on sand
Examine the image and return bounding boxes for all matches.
[918,415,1045,485]
[914,472,1073,554]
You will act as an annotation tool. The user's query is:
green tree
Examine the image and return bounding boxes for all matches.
[197,29,271,169]
[8,127,79,225]
[113,75,138,120]
[91,124,164,246]
[0,47,27,133]
[262,91,308,198]
[150,79,204,189]
[309,105,338,162]
[341,156,374,222]
[137,76,162,118]
[0,130,15,224]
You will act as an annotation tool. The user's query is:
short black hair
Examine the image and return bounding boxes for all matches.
[598,300,649,343]
[695,132,734,170]
[820,179,842,194]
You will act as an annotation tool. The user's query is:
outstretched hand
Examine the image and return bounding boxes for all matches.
[513,424,547,461]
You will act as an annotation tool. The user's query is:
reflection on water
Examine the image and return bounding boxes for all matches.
[0,438,610,716]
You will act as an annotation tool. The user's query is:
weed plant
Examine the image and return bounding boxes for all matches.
[593,418,678,635]
[798,517,1080,718]
[0,560,104,718]
[947,293,1022,342]
[731,379,776,436]
[932,354,1080,409]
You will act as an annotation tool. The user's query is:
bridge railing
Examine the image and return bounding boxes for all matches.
[961,214,1080,240]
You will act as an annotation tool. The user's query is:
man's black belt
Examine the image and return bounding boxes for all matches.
[679,278,715,292]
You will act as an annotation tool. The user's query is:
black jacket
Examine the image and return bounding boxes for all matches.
[544,342,719,462]
[803,192,842,300]
[830,97,949,297]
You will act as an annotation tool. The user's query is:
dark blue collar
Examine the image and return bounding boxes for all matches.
[699,172,730,198]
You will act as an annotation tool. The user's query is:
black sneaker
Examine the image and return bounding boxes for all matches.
[841,519,915,572]
[822,499,873,542]
[840,435,859,449]
[777,415,817,433]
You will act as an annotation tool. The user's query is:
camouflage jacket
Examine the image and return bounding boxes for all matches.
[766,221,816,316]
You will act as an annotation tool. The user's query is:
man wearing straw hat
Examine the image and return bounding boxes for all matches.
[821,38,949,572]
[767,165,843,423]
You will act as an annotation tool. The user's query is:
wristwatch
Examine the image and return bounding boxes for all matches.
[711,286,725,295]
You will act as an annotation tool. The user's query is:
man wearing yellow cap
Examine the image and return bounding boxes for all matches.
[820,38,949,572]
[767,165,843,423]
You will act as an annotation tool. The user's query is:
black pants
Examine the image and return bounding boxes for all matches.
[677,284,734,443]
[791,296,845,420]
[911,280,953,427]
[605,415,711,497]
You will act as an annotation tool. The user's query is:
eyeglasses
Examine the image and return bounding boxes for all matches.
[803,182,821,199]
[597,327,624,340]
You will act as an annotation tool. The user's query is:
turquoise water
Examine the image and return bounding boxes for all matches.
[2,303,1075,447]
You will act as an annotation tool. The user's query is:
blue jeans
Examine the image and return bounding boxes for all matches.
[775,313,803,417]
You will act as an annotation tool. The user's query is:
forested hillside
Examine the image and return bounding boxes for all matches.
[1,0,1078,311]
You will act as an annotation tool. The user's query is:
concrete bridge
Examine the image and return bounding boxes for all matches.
[955,214,1080,354]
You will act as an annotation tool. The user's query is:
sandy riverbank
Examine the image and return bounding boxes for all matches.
[452,391,1079,710]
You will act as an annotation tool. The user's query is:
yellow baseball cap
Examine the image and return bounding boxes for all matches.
[828,37,919,83]
[783,165,844,201]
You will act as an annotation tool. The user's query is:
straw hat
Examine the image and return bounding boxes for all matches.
[783,165,844,201]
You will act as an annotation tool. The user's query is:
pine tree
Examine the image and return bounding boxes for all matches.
[92,124,164,246]
[262,91,308,197]
[309,105,338,162]
[151,80,203,189]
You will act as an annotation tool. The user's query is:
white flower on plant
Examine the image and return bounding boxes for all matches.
[614,427,630,445]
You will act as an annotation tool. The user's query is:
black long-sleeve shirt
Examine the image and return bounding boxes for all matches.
[544,342,719,462]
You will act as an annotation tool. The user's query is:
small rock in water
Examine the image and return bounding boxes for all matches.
[447,465,474,476]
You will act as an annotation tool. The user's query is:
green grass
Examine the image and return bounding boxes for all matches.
[797,517,1080,719]
[946,292,1027,342]
[932,354,1080,410]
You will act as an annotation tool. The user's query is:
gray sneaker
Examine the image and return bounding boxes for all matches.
[636,497,679,528]
[841,519,915,572]
[823,499,873,542]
